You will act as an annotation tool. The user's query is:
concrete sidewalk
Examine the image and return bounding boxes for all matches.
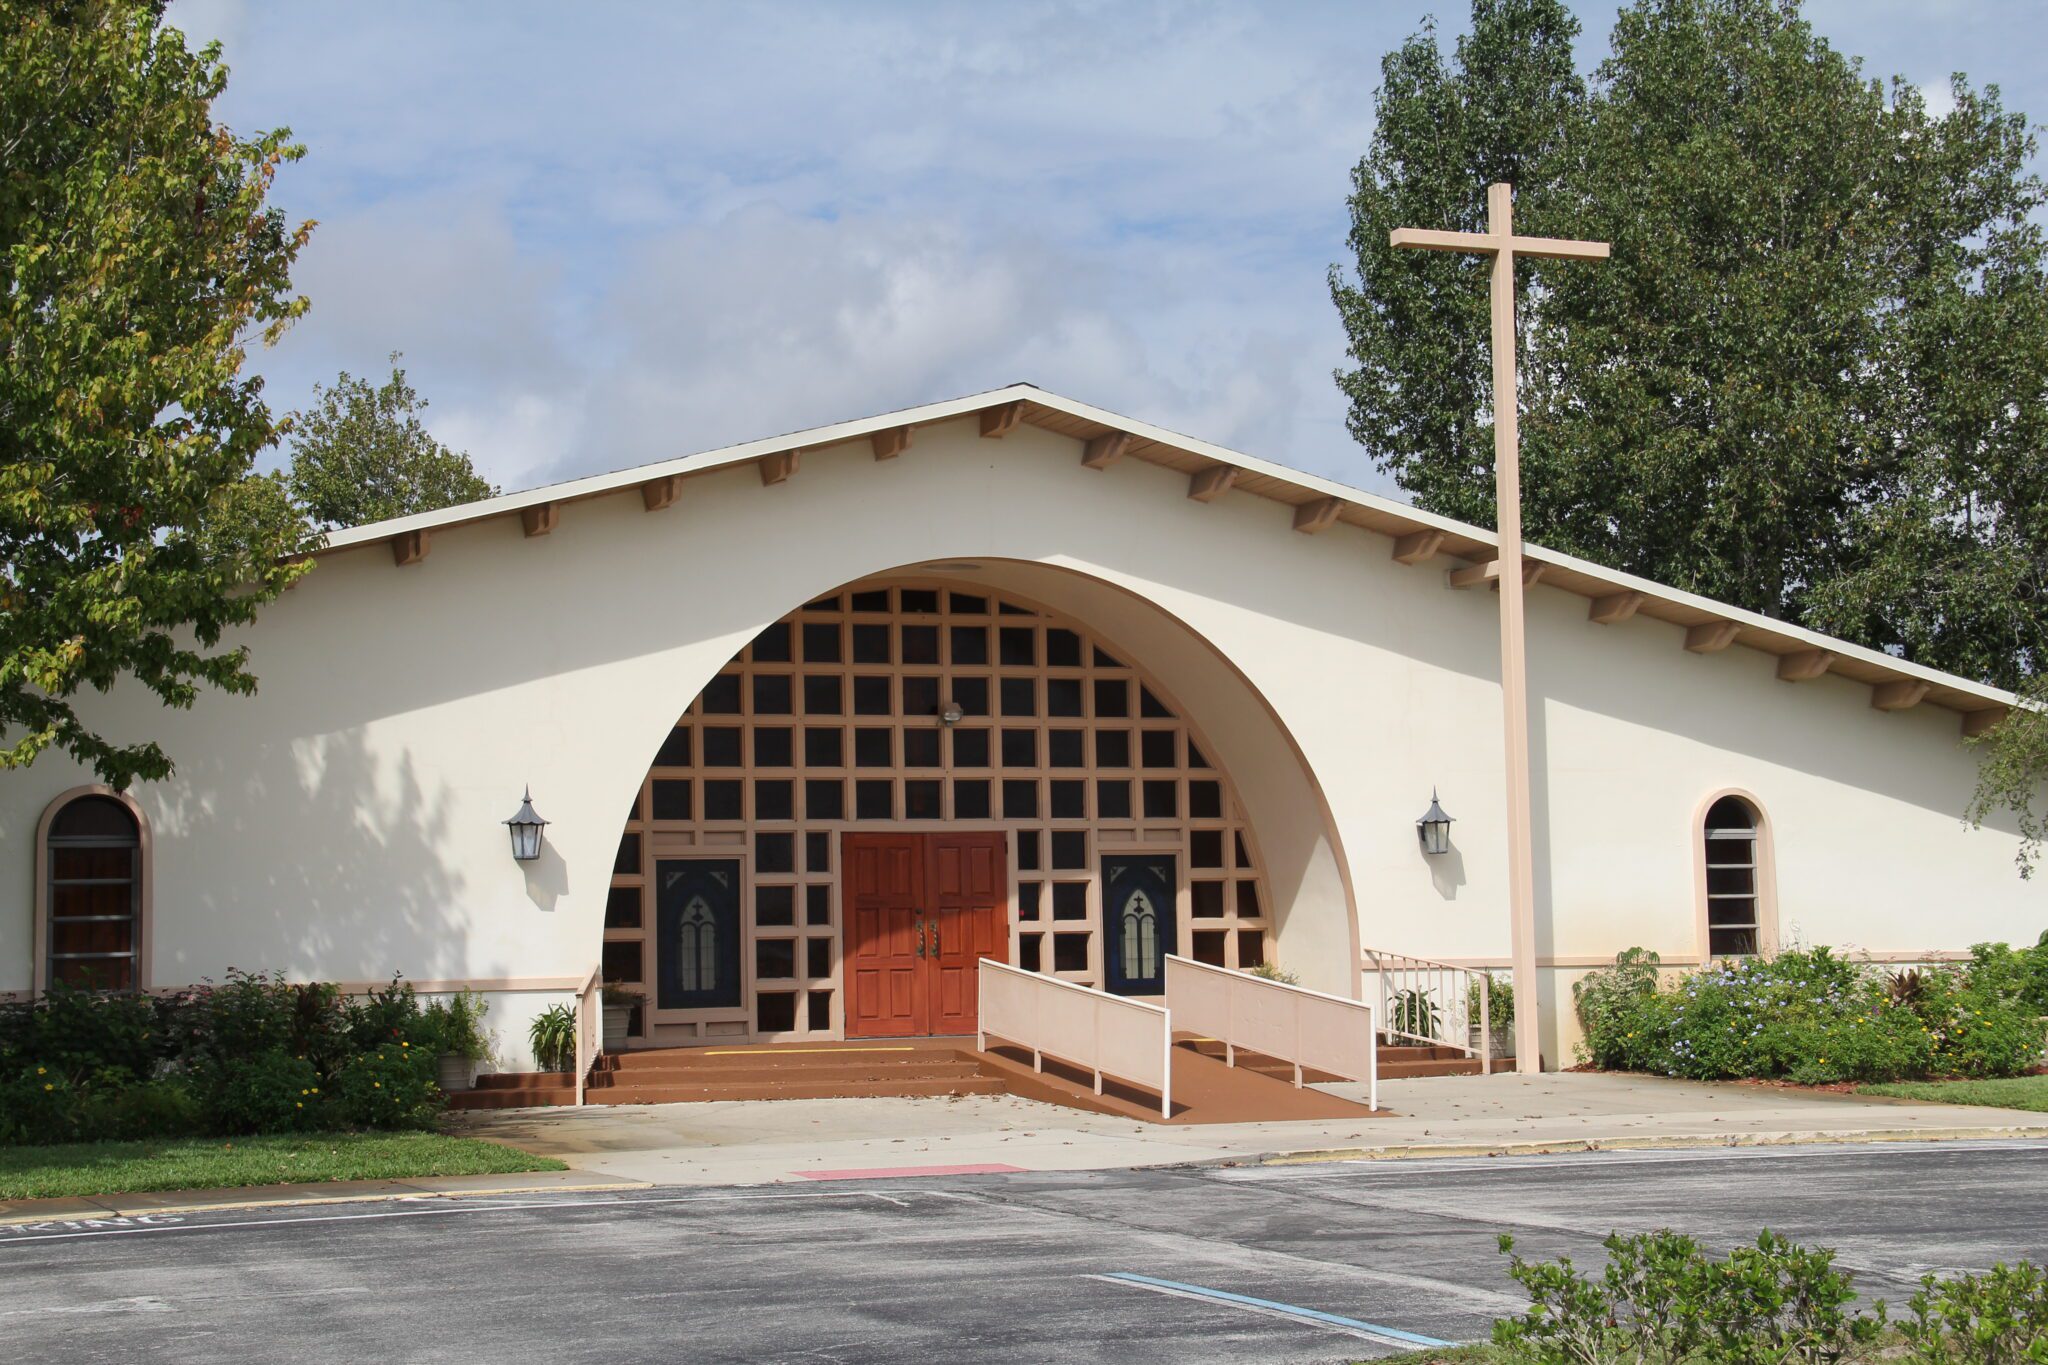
[449,1071,2048,1186]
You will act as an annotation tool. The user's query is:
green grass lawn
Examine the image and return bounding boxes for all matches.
[1857,1074,2048,1113]
[0,1131,567,1202]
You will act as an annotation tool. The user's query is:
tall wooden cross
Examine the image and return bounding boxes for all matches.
[1391,183,1607,1075]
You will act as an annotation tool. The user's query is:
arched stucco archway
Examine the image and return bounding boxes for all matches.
[595,562,1356,1043]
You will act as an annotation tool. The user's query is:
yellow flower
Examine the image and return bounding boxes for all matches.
[400,1042,409,1048]
[295,1102,303,1109]
[311,1087,319,1094]
[36,1067,45,1075]
[374,1081,382,1088]
[43,1083,53,1092]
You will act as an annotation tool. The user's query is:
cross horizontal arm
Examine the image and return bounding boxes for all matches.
[1389,227,1498,254]
[1508,235,1609,261]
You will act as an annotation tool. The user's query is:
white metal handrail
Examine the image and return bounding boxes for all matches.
[1361,948,1493,1070]
[572,962,602,1106]
[1165,956,1377,1112]
[976,959,1172,1118]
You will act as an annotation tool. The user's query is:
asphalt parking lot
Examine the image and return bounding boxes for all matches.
[3,1139,2044,1364]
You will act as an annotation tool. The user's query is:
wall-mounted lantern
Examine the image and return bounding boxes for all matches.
[938,700,964,727]
[504,787,549,862]
[1416,790,1454,856]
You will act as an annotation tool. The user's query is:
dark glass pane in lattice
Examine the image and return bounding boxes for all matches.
[755,833,795,873]
[856,781,893,820]
[1003,780,1038,819]
[805,727,844,767]
[701,673,742,714]
[806,883,832,925]
[950,626,988,665]
[1046,628,1082,667]
[703,726,743,767]
[807,938,832,978]
[753,673,792,715]
[754,780,793,822]
[1143,780,1178,819]
[704,780,742,821]
[756,884,795,925]
[1018,830,1041,871]
[951,727,990,768]
[603,939,644,984]
[1016,881,1041,920]
[950,592,988,614]
[803,675,843,715]
[900,588,940,614]
[853,676,892,715]
[904,729,941,767]
[652,780,692,821]
[1189,781,1222,819]
[754,727,793,767]
[613,834,641,874]
[802,621,842,663]
[1001,729,1037,767]
[999,627,1036,666]
[853,623,892,664]
[1093,679,1128,717]
[806,779,845,821]
[1051,830,1086,869]
[1236,882,1261,917]
[952,675,989,715]
[1050,781,1085,819]
[750,622,792,663]
[952,780,990,820]
[808,991,831,1031]
[1019,934,1043,972]
[1053,882,1088,920]
[1096,780,1131,819]
[1095,730,1131,768]
[851,589,890,612]
[1000,676,1036,716]
[654,727,691,768]
[807,831,830,871]
[605,886,642,928]
[1141,730,1177,768]
[906,780,942,820]
[757,992,797,1032]
[1191,881,1225,917]
[901,625,940,665]
[855,727,894,767]
[1048,730,1084,768]
[902,675,940,717]
[1139,686,1172,719]
[1053,934,1089,972]
[1190,829,1223,868]
[1046,677,1083,717]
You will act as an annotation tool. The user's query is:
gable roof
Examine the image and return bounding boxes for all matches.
[320,383,2015,731]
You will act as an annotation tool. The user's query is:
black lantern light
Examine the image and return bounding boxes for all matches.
[1416,790,1454,856]
[504,787,549,862]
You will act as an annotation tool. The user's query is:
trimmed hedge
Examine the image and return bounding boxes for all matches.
[0,971,446,1146]
[1574,940,2048,1085]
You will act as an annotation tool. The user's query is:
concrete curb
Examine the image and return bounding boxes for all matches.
[1258,1126,2048,1166]
[0,1173,652,1226]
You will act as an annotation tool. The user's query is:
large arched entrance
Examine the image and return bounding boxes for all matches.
[600,575,1279,1045]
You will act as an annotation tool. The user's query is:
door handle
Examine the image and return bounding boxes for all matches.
[915,923,926,958]
[929,920,940,957]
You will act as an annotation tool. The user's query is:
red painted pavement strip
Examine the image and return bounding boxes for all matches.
[795,1163,1029,1180]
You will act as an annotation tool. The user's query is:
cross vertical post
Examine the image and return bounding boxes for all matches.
[1391,184,1607,1074]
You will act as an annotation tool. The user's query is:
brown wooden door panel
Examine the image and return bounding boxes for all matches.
[844,834,926,1037]
[928,832,1008,1036]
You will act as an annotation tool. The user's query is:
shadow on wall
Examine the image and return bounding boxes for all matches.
[146,725,514,988]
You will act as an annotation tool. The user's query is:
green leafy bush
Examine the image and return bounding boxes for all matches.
[1494,1229,1882,1365]
[421,990,492,1062]
[332,1043,440,1130]
[0,972,448,1145]
[1901,1261,2048,1364]
[204,1051,325,1134]
[1575,942,2047,1084]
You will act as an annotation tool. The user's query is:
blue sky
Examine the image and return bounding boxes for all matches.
[169,1,2048,498]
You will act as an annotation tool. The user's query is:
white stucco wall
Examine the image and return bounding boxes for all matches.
[4,415,2039,1067]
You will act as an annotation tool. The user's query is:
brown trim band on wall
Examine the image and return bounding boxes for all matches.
[1421,950,1976,971]
[0,976,588,1005]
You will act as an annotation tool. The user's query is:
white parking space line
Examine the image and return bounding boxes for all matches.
[1090,1272,1454,1348]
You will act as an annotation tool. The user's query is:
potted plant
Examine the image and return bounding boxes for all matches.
[529,1003,578,1073]
[424,989,491,1092]
[1247,962,1300,985]
[601,982,644,1051]
[1467,974,1515,1059]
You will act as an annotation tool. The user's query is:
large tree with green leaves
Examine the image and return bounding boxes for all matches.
[2,1,314,788]
[1333,0,2048,865]
[286,357,496,530]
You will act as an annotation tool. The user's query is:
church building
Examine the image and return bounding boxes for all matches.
[4,385,2033,1074]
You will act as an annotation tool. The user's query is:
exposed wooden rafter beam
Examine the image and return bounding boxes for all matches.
[871,426,911,460]
[1292,498,1343,534]
[1871,680,1930,712]
[520,502,559,538]
[1962,707,2007,738]
[390,529,430,567]
[980,402,1025,438]
[1187,465,1236,502]
[641,475,683,512]
[1588,591,1644,625]
[1390,529,1445,564]
[759,449,801,486]
[1081,431,1130,470]
[1777,649,1835,682]
[1684,621,1740,653]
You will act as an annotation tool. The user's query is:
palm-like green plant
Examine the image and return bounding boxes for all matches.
[528,1004,578,1073]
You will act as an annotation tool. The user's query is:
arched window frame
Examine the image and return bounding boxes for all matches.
[1692,788,1777,961]
[33,786,152,995]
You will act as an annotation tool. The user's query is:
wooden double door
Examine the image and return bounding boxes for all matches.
[843,832,1008,1038]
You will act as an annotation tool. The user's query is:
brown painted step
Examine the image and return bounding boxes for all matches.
[589,1076,1010,1106]
[594,1047,978,1075]
[587,1060,988,1089]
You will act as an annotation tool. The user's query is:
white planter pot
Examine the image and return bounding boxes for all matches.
[603,1004,633,1050]
[436,1054,477,1092]
[1468,1024,1515,1059]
